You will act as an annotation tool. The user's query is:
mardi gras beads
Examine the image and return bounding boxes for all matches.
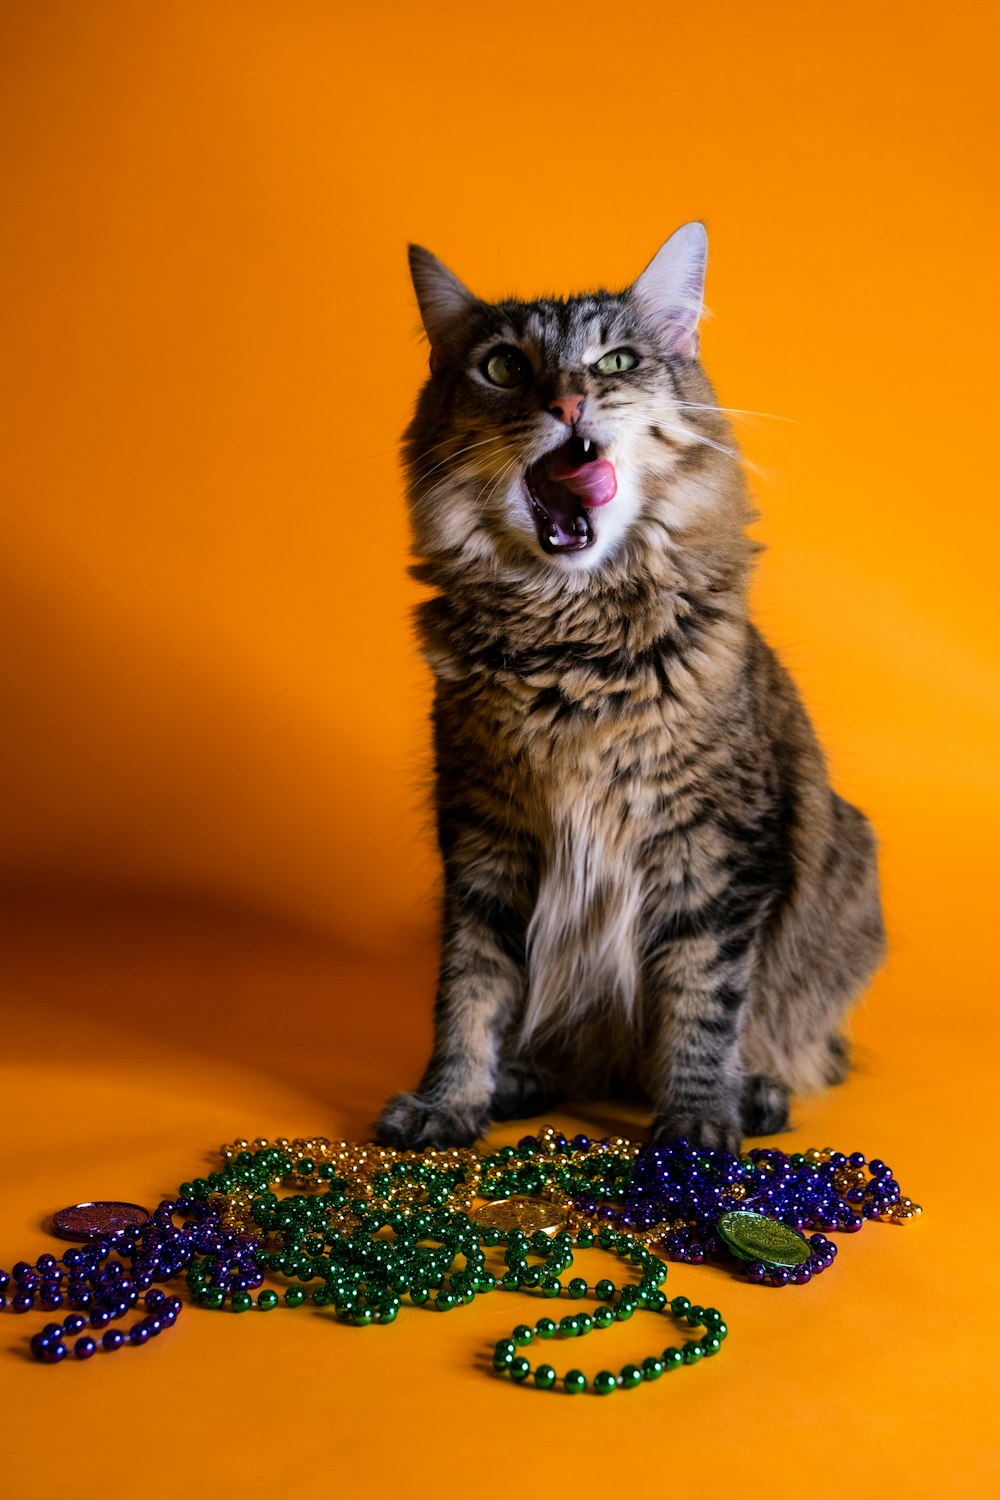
[6,1202,216,1360]
[493,1294,728,1394]
[3,1127,919,1377]
[613,1138,919,1282]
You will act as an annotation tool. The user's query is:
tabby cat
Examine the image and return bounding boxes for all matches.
[375,223,884,1154]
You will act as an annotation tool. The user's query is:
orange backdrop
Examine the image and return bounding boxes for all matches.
[1,2,997,1496]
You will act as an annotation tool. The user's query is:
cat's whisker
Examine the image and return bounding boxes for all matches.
[657,419,767,479]
[659,423,743,464]
[673,401,798,424]
[692,432,741,461]
[416,459,497,503]
[473,453,521,517]
[410,438,512,471]
[411,443,510,489]
[417,428,525,460]
[412,435,512,485]
[416,455,522,525]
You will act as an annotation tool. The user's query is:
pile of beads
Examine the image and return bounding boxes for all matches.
[184,1142,675,1333]
[186,1147,724,1395]
[614,1138,920,1284]
[209,1128,642,1241]
[226,1126,913,1280]
[1,1128,919,1387]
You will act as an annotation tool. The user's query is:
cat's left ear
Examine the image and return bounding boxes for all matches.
[408,245,479,352]
[631,221,708,358]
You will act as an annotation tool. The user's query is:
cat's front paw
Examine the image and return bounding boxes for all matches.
[740,1075,790,1136]
[650,1113,743,1156]
[490,1062,558,1122]
[374,1092,488,1149]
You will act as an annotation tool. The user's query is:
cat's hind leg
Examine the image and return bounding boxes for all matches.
[747,791,883,1097]
[824,1032,850,1085]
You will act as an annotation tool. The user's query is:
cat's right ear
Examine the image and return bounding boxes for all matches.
[408,246,478,359]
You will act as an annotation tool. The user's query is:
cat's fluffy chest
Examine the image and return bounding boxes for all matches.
[521,760,647,1040]
[490,668,730,1039]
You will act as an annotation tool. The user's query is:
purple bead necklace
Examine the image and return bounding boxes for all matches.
[611,1140,917,1285]
[1,1196,250,1362]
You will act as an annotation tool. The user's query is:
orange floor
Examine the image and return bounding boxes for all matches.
[1,2,998,1496]
[0,877,995,1499]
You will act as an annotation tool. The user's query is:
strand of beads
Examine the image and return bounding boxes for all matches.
[191,1140,491,1320]
[494,1294,728,1394]
[187,1148,730,1392]
[5,1197,249,1360]
[480,1218,668,1302]
[489,1218,728,1393]
[599,1139,920,1282]
[27,1290,184,1363]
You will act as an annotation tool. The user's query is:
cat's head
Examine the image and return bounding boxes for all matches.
[404,223,744,581]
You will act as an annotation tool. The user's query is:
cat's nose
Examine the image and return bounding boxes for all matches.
[548,394,585,426]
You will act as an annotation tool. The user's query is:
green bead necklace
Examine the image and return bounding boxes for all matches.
[493,1294,728,1394]
[184,1135,728,1394]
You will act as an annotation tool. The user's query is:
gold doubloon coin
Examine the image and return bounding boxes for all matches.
[471,1197,567,1234]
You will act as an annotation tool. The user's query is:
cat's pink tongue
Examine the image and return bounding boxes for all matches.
[549,458,617,508]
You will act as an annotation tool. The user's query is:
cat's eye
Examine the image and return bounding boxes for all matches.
[483,346,530,388]
[596,348,639,374]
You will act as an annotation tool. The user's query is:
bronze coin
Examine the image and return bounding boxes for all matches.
[51,1201,151,1241]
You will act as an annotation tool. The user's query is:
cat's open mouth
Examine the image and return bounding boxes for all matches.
[525,435,617,555]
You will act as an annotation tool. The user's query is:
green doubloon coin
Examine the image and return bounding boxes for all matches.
[716,1211,811,1268]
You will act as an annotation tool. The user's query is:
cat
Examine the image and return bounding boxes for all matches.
[375,222,885,1155]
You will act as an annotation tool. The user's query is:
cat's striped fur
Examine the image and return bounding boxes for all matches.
[376,224,884,1153]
